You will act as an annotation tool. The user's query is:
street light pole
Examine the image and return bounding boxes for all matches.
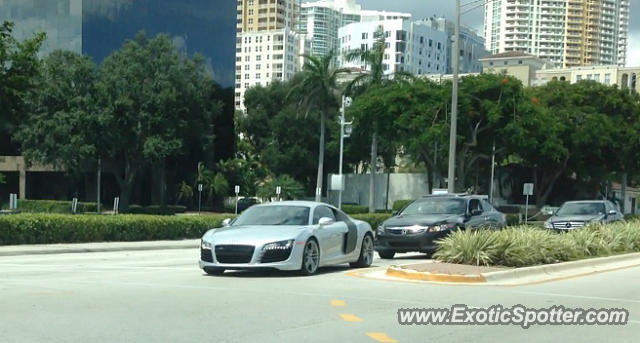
[447,0,461,194]
[337,96,352,209]
[489,142,496,203]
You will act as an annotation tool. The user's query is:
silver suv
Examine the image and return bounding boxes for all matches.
[544,200,623,231]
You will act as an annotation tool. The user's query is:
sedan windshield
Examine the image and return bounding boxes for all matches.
[401,198,466,215]
[232,206,310,226]
[556,203,605,216]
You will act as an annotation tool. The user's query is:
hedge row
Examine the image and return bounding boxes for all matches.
[124,205,187,215]
[2,199,101,213]
[433,221,640,267]
[0,214,231,245]
[341,204,369,214]
[351,213,392,230]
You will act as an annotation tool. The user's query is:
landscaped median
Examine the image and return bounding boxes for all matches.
[0,212,391,246]
[385,221,640,285]
[0,213,234,245]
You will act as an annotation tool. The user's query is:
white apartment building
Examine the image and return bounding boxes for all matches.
[337,16,485,76]
[298,0,362,57]
[235,0,305,111]
[484,0,630,68]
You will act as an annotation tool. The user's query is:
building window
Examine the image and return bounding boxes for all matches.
[362,32,368,39]
[576,75,582,81]
[518,60,523,64]
[256,55,261,61]
[604,73,611,85]
[594,74,600,82]
[256,73,261,79]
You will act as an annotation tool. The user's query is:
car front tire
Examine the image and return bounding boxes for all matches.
[350,234,374,268]
[299,239,320,276]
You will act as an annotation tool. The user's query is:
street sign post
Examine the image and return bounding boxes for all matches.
[234,185,240,214]
[113,197,120,215]
[197,183,203,215]
[523,183,534,224]
[276,186,282,201]
[72,197,78,214]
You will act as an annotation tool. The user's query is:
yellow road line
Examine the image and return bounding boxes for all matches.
[330,299,346,307]
[366,332,398,342]
[339,313,363,322]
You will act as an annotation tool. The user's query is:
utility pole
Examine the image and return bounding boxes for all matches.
[97,158,101,213]
[338,96,352,209]
[447,0,461,194]
[489,142,496,203]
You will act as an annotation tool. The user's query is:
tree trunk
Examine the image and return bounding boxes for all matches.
[315,112,326,202]
[368,133,377,213]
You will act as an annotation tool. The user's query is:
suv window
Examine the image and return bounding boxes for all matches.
[468,199,482,214]
[481,200,494,212]
[313,206,336,224]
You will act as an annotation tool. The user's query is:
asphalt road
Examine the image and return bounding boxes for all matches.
[1,249,639,343]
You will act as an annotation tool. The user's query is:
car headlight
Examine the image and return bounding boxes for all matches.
[201,240,213,250]
[376,225,384,235]
[262,239,294,251]
[544,221,553,229]
[428,223,456,233]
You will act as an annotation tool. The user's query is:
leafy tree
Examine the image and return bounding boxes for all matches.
[257,175,304,200]
[288,51,349,201]
[17,32,221,209]
[195,162,229,206]
[0,173,5,184]
[0,21,45,154]
[241,79,341,194]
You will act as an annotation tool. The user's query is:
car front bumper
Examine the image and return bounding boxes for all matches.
[199,244,304,271]
[374,231,450,253]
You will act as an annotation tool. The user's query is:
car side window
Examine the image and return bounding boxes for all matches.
[332,208,350,223]
[468,199,482,214]
[313,206,336,224]
[481,200,494,212]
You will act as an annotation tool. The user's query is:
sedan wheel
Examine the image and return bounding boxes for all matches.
[299,239,320,276]
[350,234,374,268]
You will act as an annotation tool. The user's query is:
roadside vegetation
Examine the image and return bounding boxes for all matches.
[433,221,640,267]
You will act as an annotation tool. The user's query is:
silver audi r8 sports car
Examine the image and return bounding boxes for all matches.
[199,201,374,276]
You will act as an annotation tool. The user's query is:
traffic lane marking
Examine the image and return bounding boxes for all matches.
[331,299,346,306]
[339,314,363,322]
[367,332,398,342]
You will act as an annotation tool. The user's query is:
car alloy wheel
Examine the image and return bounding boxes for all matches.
[300,239,319,275]
[350,234,374,268]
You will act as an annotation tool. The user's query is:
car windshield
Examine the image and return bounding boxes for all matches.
[401,198,466,215]
[556,203,605,216]
[232,205,310,226]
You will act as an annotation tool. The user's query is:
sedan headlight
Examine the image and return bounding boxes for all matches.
[376,225,384,235]
[201,240,213,250]
[428,223,456,233]
[543,221,553,229]
[262,239,294,251]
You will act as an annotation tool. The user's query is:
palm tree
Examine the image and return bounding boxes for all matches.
[289,51,350,202]
[345,26,415,213]
[344,26,387,213]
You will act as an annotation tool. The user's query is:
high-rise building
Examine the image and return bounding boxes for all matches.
[337,16,485,76]
[0,0,237,87]
[484,0,630,68]
[298,0,361,58]
[235,0,305,111]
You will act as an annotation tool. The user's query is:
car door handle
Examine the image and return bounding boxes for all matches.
[484,217,490,221]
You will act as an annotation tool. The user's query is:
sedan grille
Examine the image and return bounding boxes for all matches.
[552,221,586,229]
[200,248,213,262]
[260,248,293,263]
[385,228,406,235]
[214,245,255,264]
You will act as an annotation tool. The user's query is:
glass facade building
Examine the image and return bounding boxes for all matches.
[0,0,237,87]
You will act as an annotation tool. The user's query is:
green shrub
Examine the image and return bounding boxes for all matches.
[124,205,187,215]
[351,213,392,230]
[433,222,640,267]
[4,199,102,213]
[341,204,369,214]
[0,213,234,245]
[505,214,520,226]
[392,199,414,213]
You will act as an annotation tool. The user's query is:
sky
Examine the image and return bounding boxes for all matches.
[358,0,640,67]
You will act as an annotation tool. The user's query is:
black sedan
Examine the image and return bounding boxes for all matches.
[374,194,506,259]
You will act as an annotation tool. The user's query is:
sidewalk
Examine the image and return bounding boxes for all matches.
[0,239,200,257]
[383,253,640,285]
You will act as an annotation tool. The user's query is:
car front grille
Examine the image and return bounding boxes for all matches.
[260,248,293,263]
[552,221,586,229]
[389,241,418,248]
[200,248,213,262]
[214,245,255,264]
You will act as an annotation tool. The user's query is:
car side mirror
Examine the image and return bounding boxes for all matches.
[471,209,482,216]
[318,217,335,226]
[222,218,232,227]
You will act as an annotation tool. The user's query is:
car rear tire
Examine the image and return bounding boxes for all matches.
[299,239,320,276]
[378,250,395,259]
[350,234,374,268]
[204,267,225,276]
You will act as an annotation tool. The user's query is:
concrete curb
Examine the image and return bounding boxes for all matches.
[385,252,640,285]
[0,240,200,257]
